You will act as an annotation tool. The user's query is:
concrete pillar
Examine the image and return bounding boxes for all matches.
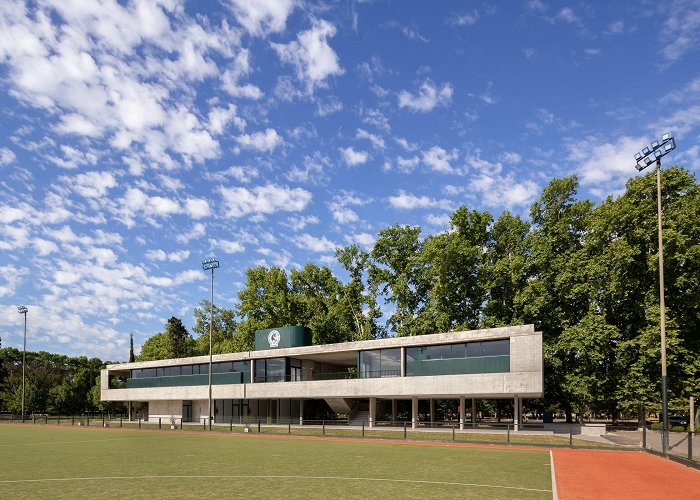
[400,347,406,376]
[411,396,418,430]
[459,396,465,430]
[391,399,397,423]
[471,398,476,424]
[369,397,376,428]
[250,359,255,383]
[514,396,520,431]
[429,398,435,425]
[299,399,304,426]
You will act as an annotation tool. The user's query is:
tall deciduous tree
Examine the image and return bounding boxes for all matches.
[370,224,429,336]
[192,300,237,355]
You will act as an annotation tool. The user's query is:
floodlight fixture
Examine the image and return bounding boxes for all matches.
[632,133,678,456]
[201,258,219,271]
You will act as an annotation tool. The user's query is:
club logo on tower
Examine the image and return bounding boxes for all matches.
[268,329,281,348]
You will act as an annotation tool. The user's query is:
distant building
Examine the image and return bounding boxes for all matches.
[101,324,543,428]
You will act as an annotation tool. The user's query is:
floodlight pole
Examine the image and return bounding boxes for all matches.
[634,134,676,456]
[655,158,669,456]
[201,258,219,430]
[17,306,28,423]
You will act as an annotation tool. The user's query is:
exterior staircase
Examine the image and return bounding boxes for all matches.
[349,410,369,426]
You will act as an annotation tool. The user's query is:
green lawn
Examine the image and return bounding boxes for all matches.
[0,425,553,499]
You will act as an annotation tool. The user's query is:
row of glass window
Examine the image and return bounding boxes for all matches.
[131,360,250,379]
[130,340,509,380]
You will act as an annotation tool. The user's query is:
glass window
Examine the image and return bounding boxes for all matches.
[466,342,482,357]
[481,339,509,356]
[426,344,465,360]
[131,369,142,379]
[232,361,249,373]
[198,364,209,375]
[213,362,233,373]
[181,365,193,375]
[405,347,424,362]
[142,368,156,378]
[380,349,401,375]
[164,366,180,376]
[359,350,381,377]
[266,358,286,382]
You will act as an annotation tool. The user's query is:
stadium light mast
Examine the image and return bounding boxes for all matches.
[17,305,28,423]
[201,258,219,429]
[634,133,677,456]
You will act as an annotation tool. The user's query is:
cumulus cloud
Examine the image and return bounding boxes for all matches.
[0,147,16,166]
[422,146,459,174]
[356,128,385,149]
[272,19,344,93]
[398,79,453,112]
[293,233,337,253]
[219,184,312,218]
[340,147,370,166]
[344,232,375,249]
[145,249,191,262]
[228,0,296,36]
[328,192,368,224]
[235,128,283,152]
[388,190,452,210]
[71,171,118,198]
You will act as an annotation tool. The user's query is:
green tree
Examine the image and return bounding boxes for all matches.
[336,244,385,340]
[192,300,237,355]
[370,225,429,336]
[483,211,530,327]
[165,317,192,358]
[129,333,135,363]
[521,176,594,422]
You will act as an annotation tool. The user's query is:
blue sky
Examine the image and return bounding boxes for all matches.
[1,0,699,361]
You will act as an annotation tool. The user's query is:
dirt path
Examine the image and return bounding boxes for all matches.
[553,448,700,499]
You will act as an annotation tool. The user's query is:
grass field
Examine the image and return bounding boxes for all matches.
[0,425,554,499]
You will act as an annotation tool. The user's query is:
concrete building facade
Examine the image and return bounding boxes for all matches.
[101,324,543,429]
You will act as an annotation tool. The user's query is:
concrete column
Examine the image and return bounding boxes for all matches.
[391,399,397,423]
[429,398,435,425]
[299,399,304,426]
[400,347,406,376]
[459,396,465,430]
[514,396,520,431]
[369,397,376,428]
[471,398,476,424]
[250,359,255,383]
[411,397,418,430]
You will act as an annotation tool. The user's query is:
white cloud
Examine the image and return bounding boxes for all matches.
[425,213,451,227]
[328,192,368,224]
[554,7,579,24]
[422,146,459,174]
[283,214,319,231]
[293,233,337,253]
[500,151,522,164]
[398,79,453,112]
[184,198,211,219]
[566,135,647,195]
[212,239,246,254]
[207,104,246,134]
[228,0,296,36]
[145,249,191,262]
[345,232,375,249]
[0,147,16,166]
[271,19,344,93]
[449,11,479,26]
[177,222,206,244]
[219,184,312,218]
[356,128,385,149]
[388,190,452,210]
[235,128,282,152]
[340,147,370,166]
[466,154,538,208]
[71,171,117,198]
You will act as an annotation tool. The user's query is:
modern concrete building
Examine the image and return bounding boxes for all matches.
[101,324,543,429]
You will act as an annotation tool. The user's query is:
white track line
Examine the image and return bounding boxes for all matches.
[550,450,558,500]
[0,436,164,447]
[0,474,552,493]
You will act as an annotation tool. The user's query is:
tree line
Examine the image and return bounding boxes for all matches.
[2,167,698,422]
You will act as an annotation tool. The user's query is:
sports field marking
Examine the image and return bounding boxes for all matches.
[0,436,165,447]
[549,450,558,500]
[0,474,552,493]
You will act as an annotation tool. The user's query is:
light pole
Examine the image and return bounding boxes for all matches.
[17,305,27,423]
[634,132,677,455]
[201,258,219,429]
